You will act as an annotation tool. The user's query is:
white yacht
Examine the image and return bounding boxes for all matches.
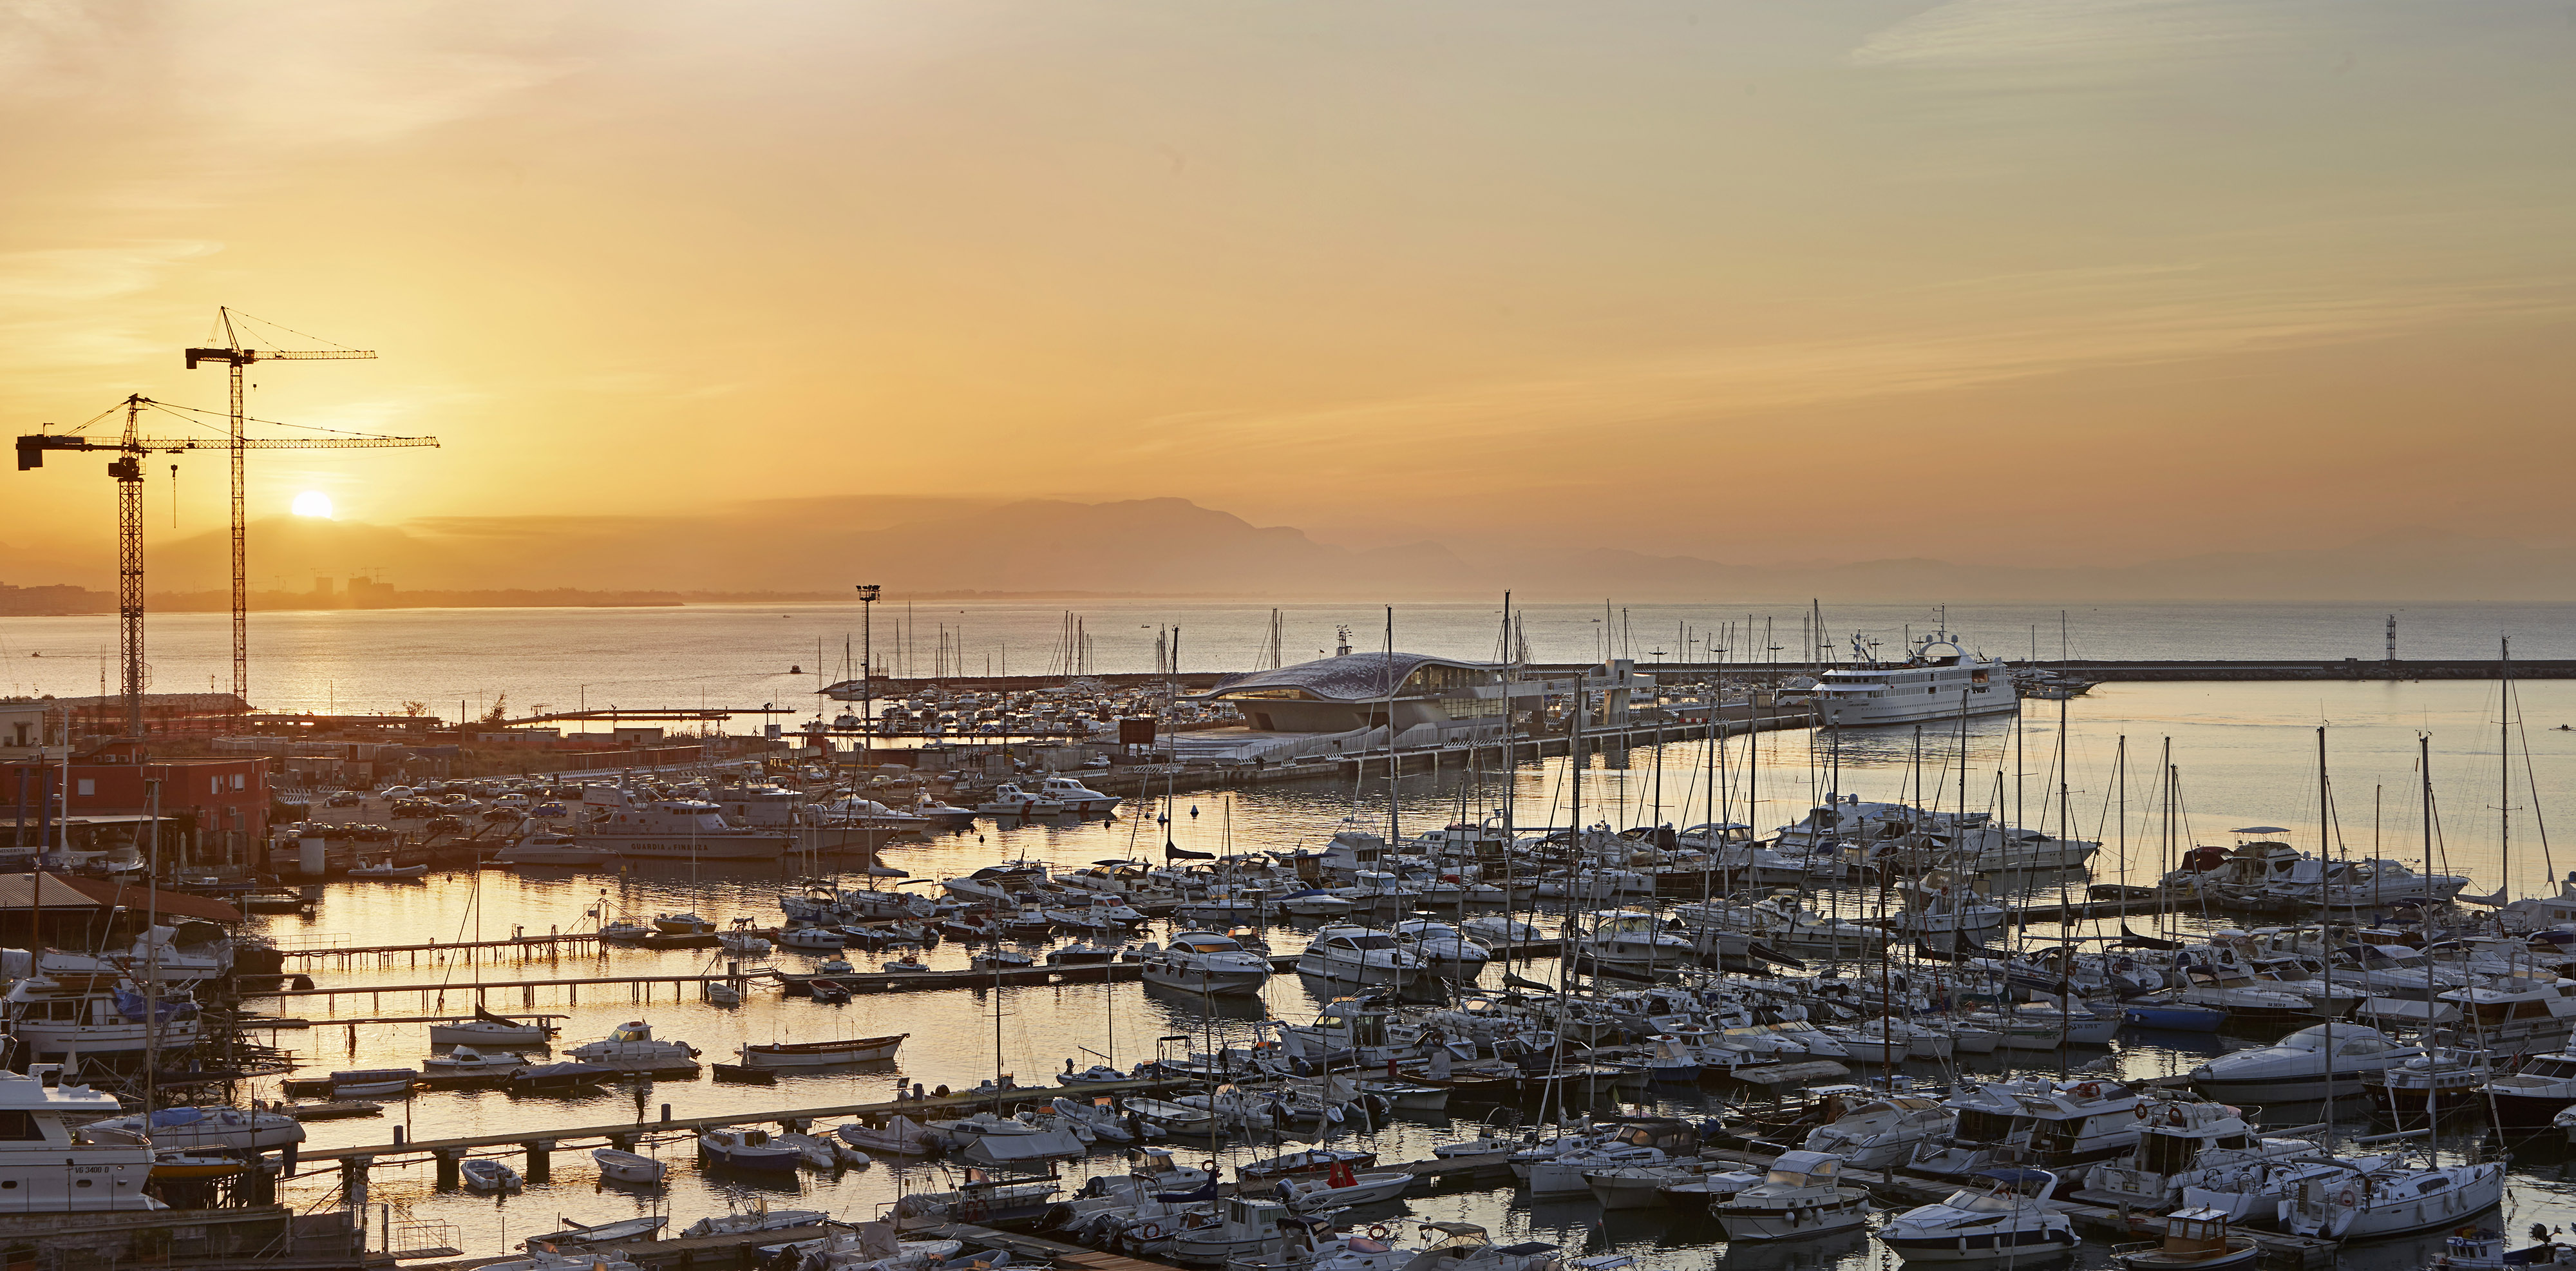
[1036,776,1121,814]
[80,1105,305,1152]
[1294,926,1425,987]
[1709,1150,1872,1241]
[569,1020,701,1071]
[0,1063,162,1211]
[1575,911,1694,971]
[1393,920,1492,973]
[2279,1158,2507,1240]
[1806,631,2019,728]
[2,977,200,1057]
[1141,931,1274,995]
[2079,1100,2320,1210]
[2190,1023,2414,1104]
[1801,1090,1951,1171]
[1880,1167,2079,1263]
[573,787,791,861]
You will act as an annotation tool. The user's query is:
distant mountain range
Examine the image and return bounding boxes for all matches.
[3,497,2568,604]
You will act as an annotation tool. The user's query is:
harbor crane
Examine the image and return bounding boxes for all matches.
[184,307,378,702]
[16,394,436,736]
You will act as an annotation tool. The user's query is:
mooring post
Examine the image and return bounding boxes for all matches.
[525,1140,553,1183]
[341,1155,372,1209]
[432,1148,462,1190]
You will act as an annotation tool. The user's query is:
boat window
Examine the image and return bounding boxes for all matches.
[2421,1176,2448,1191]
[0,1113,35,1142]
[1762,1169,1812,1187]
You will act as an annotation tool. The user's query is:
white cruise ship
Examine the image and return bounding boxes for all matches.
[574,788,793,861]
[1806,630,2019,727]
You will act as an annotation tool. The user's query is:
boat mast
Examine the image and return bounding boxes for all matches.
[2317,724,2333,1122]
[2421,731,2437,1167]
[2502,637,2513,903]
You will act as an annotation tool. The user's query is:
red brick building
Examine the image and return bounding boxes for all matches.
[3,752,270,866]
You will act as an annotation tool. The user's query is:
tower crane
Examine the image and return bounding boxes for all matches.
[16,395,437,736]
[183,307,378,701]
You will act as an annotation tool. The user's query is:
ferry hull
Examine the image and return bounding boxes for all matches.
[580,834,791,861]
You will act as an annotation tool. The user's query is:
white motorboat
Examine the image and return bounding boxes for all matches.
[1709,1150,1872,1241]
[2079,1099,2321,1210]
[574,787,792,860]
[976,784,1067,817]
[698,1127,804,1172]
[773,1131,867,1169]
[837,1114,938,1156]
[1278,889,1358,917]
[460,1158,523,1192]
[1,976,201,1057]
[348,859,429,879]
[429,1008,552,1047]
[777,924,847,951]
[1393,919,1491,973]
[1274,1168,1416,1212]
[1801,1090,1949,1172]
[423,1046,520,1076]
[940,1113,1086,1167]
[0,1064,160,1211]
[2190,1022,2414,1103]
[680,1208,829,1237]
[1294,926,1424,986]
[569,1020,701,1071]
[80,1105,305,1153]
[330,1069,419,1098]
[1805,629,2019,728]
[1037,776,1121,814]
[1880,1167,2079,1263]
[591,1147,666,1184]
[1143,931,1275,995]
[1574,911,1694,970]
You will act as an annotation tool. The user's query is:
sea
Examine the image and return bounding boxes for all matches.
[13,599,2576,1263]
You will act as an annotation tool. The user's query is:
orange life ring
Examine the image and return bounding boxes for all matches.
[2338,1189,2360,1207]
[1368,1225,1391,1240]
[1139,1223,1163,1240]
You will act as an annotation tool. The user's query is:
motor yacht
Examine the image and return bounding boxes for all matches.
[2479,1044,2576,1126]
[1,976,200,1058]
[1295,926,1424,987]
[2189,1022,2414,1104]
[1142,931,1274,995]
[2078,1099,2322,1210]
[1393,920,1492,974]
[1804,630,2019,728]
[1575,911,1693,971]
[1880,1167,2079,1263]
[1801,1091,1950,1171]
[569,1020,701,1071]
[697,1127,804,1172]
[573,787,791,860]
[79,1104,304,1153]
[1036,776,1121,814]
[1709,1149,1871,1240]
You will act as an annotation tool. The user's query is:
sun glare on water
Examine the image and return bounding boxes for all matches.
[292,491,334,519]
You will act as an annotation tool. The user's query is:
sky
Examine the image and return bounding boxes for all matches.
[4,1,2574,591]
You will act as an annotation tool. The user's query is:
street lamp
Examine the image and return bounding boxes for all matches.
[855,586,881,753]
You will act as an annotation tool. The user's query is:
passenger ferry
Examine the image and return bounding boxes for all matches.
[1806,630,2019,728]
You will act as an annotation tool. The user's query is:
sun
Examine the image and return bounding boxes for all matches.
[291,491,335,519]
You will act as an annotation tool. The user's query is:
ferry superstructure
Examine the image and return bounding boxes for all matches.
[1808,631,2019,728]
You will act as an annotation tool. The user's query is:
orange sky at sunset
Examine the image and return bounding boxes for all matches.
[5,2,2573,595]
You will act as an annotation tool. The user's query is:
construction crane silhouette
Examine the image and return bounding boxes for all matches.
[17,394,437,734]
[184,307,378,702]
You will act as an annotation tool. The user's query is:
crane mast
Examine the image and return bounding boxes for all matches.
[183,307,377,703]
[17,394,434,736]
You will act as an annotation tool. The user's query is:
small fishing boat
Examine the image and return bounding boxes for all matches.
[699,1127,804,1172]
[460,1158,524,1192]
[705,982,743,1006]
[1238,1147,1378,1182]
[430,1008,552,1047]
[679,1208,829,1238]
[816,957,855,975]
[808,980,851,1004]
[1048,942,1117,965]
[2110,1207,2261,1270]
[348,859,428,879]
[882,951,931,973]
[1881,1168,2079,1263]
[509,1060,616,1092]
[330,1068,419,1098]
[599,919,653,942]
[1274,1161,1416,1212]
[837,1114,938,1156]
[777,924,847,951]
[424,1046,519,1075]
[2429,1228,2576,1269]
[971,950,1034,971]
[591,1148,665,1185]
[739,1035,909,1068]
[654,913,715,935]
[526,1216,668,1249]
